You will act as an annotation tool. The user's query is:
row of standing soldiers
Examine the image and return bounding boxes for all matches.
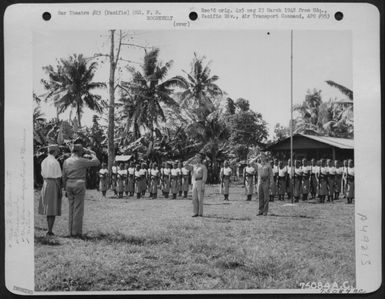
[219,158,355,204]
[98,161,191,199]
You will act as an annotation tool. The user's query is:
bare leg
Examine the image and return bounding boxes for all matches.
[47,216,55,235]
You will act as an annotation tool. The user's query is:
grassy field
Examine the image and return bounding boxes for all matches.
[34,184,355,292]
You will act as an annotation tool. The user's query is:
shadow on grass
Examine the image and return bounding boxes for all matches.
[69,231,172,245]
[204,202,231,205]
[203,215,252,221]
[35,235,62,246]
[34,226,47,231]
[268,213,314,219]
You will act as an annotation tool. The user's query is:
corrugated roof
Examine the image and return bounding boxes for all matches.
[115,155,132,162]
[299,134,354,149]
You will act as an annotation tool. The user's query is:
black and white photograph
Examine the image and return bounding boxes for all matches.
[32,29,357,291]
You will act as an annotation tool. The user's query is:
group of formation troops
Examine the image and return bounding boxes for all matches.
[98,161,192,200]
[39,141,355,238]
[219,158,355,204]
[100,157,355,205]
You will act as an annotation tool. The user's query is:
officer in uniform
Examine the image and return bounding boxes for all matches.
[62,144,100,237]
[185,153,207,217]
[253,153,273,216]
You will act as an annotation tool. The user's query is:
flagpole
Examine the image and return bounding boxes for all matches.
[290,29,294,204]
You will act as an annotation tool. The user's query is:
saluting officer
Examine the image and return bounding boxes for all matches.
[253,152,273,216]
[184,153,208,217]
[62,144,100,237]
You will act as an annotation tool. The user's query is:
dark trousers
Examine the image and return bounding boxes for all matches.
[258,181,269,215]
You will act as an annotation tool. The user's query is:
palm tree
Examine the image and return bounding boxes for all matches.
[293,89,323,135]
[118,48,184,142]
[325,80,354,138]
[173,53,223,121]
[325,80,353,100]
[41,54,106,127]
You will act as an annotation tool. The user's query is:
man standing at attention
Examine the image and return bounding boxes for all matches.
[62,144,100,238]
[185,153,207,217]
[219,160,232,201]
[243,160,256,201]
[98,162,108,198]
[181,162,191,198]
[253,152,273,216]
[38,144,62,236]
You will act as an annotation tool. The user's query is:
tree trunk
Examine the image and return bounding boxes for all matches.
[77,105,82,127]
[107,30,116,178]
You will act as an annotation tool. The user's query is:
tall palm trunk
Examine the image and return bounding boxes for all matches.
[108,30,116,178]
[77,104,82,127]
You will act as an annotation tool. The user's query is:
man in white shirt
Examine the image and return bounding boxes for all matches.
[38,144,63,236]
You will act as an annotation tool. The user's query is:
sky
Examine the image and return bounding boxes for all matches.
[33,30,352,137]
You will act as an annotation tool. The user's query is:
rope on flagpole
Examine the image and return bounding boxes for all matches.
[290,29,294,204]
